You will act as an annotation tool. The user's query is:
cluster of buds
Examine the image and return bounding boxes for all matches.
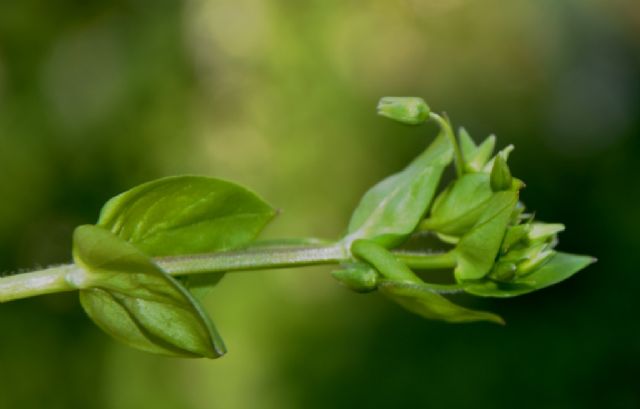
[335,97,594,324]
[490,222,564,283]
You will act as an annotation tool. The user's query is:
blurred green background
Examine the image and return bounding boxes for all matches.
[1,0,639,408]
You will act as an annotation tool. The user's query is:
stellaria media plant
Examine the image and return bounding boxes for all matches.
[0,97,595,358]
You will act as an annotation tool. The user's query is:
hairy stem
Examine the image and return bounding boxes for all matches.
[0,265,78,303]
[0,244,458,302]
[156,244,348,275]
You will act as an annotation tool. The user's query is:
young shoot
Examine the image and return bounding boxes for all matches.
[0,97,595,359]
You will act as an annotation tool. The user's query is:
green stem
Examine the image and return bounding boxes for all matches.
[430,112,465,177]
[0,244,458,302]
[155,244,348,275]
[0,265,78,303]
[156,244,457,275]
[393,251,457,270]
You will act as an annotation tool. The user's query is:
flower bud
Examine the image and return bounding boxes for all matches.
[528,223,565,242]
[490,154,512,192]
[490,221,564,282]
[331,264,378,293]
[377,97,430,125]
[489,261,517,282]
[501,224,530,254]
[517,248,554,275]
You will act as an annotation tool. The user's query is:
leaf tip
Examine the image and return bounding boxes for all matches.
[493,315,506,326]
[207,343,227,359]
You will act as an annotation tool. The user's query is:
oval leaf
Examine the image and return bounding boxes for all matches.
[345,131,453,247]
[98,176,276,257]
[73,225,226,358]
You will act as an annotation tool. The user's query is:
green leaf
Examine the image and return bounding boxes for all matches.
[345,130,453,247]
[421,173,493,236]
[351,239,503,324]
[73,225,226,358]
[98,176,276,257]
[454,191,519,281]
[179,273,225,300]
[465,252,596,297]
[379,281,504,324]
[351,239,420,282]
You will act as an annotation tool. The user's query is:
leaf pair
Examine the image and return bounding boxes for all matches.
[74,225,225,358]
[73,176,276,358]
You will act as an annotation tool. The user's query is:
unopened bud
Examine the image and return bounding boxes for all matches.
[517,249,555,275]
[331,265,378,293]
[490,154,513,192]
[377,97,430,125]
[528,223,565,242]
[489,261,517,282]
[501,224,531,254]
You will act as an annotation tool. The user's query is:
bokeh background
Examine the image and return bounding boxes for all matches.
[1,0,639,408]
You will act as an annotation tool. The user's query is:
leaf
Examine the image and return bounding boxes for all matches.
[98,176,276,257]
[464,252,596,297]
[345,130,453,247]
[179,273,225,300]
[421,173,493,236]
[73,225,226,358]
[351,239,503,324]
[454,191,519,281]
[379,281,504,324]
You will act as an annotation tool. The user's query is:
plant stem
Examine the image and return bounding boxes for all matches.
[0,244,458,302]
[430,112,465,177]
[156,244,457,275]
[393,251,457,270]
[0,265,78,303]
[155,244,348,275]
